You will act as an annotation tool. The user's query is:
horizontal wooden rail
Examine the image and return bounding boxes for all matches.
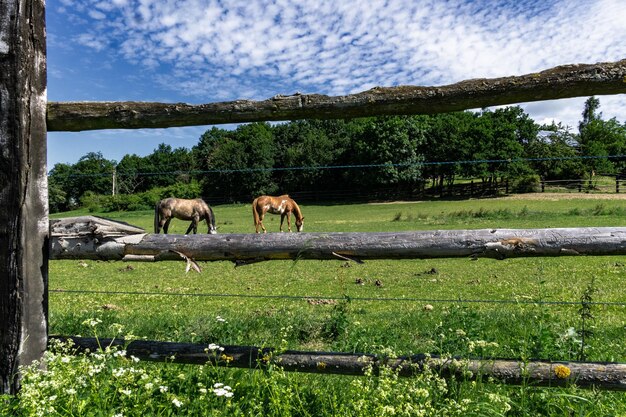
[47,59,626,131]
[50,216,626,262]
[50,336,626,390]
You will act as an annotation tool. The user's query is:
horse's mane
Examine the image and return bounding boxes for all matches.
[290,199,303,219]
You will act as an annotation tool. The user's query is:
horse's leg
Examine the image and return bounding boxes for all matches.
[185,214,199,234]
[287,211,292,232]
[163,218,172,234]
[193,215,199,234]
[280,213,285,232]
[259,212,267,233]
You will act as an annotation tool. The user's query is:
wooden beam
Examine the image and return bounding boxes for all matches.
[47,59,626,132]
[50,218,626,261]
[51,336,626,390]
[0,0,48,395]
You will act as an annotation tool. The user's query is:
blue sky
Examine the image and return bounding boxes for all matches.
[47,0,626,168]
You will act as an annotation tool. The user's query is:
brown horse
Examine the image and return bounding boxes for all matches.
[154,198,216,234]
[252,195,304,233]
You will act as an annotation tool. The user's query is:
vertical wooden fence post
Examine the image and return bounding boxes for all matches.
[0,0,48,395]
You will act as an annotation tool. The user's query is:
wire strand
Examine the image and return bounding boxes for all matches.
[49,288,626,307]
[50,154,626,178]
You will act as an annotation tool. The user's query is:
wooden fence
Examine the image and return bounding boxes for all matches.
[2,0,626,394]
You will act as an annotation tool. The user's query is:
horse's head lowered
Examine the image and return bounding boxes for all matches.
[295,216,304,232]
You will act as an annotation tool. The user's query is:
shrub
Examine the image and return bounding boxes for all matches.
[511,174,540,193]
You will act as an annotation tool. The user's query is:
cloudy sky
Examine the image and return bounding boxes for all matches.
[47,0,626,168]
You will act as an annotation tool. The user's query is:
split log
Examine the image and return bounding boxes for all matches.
[50,216,145,261]
[50,219,626,261]
[51,336,626,390]
[47,59,626,132]
[0,0,48,395]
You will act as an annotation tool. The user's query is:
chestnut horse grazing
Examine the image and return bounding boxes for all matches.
[252,195,304,233]
[154,198,217,234]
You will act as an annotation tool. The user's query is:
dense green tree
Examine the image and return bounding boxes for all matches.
[273,120,348,192]
[345,116,424,191]
[47,163,73,212]
[194,123,276,201]
[70,152,116,202]
[526,123,583,180]
[419,112,475,189]
[465,107,536,184]
[143,143,193,189]
[578,97,626,184]
[116,154,152,194]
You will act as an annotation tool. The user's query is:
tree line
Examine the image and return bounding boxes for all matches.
[48,97,626,212]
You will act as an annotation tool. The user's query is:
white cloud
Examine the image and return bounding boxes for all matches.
[56,0,626,127]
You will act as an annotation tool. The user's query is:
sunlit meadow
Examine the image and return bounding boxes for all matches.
[3,195,626,415]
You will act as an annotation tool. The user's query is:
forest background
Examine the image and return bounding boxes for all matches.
[48,97,626,213]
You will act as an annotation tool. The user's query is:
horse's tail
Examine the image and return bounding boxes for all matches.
[208,205,217,233]
[252,197,260,226]
[154,200,160,233]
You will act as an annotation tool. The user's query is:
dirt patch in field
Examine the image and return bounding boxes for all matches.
[370,193,626,204]
[501,193,626,201]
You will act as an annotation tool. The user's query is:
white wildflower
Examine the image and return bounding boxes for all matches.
[208,343,224,352]
[82,318,102,327]
[213,383,234,398]
[172,398,183,408]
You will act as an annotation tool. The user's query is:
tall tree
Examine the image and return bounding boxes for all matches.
[420,112,475,188]
[576,97,626,184]
[579,96,601,133]
[116,154,152,194]
[346,116,425,192]
[273,120,345,192]
[144,144,192,189]
[195,123,276,201]
[47,163,74,212]
[70,152,116,202]
[526,123,583,180]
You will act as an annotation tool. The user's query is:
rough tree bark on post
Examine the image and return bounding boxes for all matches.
[0,0,48,395]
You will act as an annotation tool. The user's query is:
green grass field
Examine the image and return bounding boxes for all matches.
[32,194,626,416]
[50,195,626,358]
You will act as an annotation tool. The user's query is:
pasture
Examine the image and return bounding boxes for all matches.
[40,194,626,415]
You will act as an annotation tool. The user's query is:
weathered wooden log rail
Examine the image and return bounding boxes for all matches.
[46,59,626,131]
[50,216,626,262]
[50,336,626,391]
